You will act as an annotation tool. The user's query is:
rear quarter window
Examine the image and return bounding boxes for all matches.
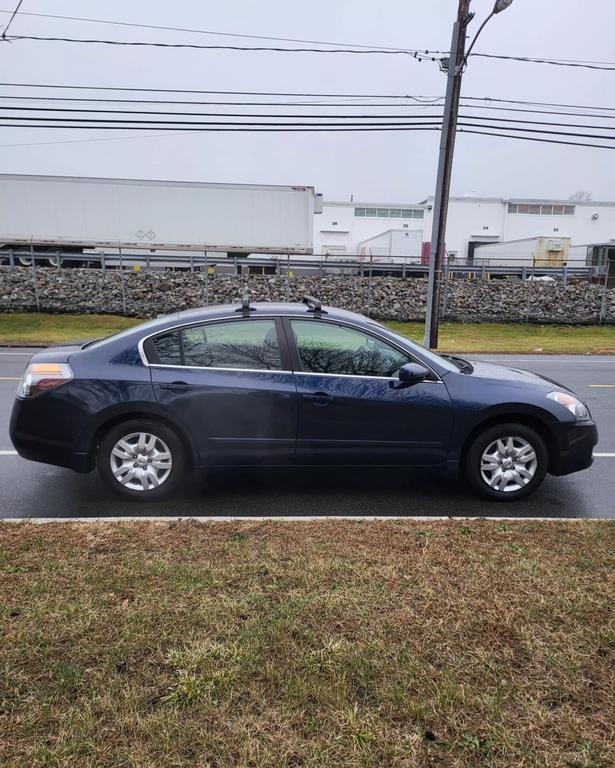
[150,331,182,365]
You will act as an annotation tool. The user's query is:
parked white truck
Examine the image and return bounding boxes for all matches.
[0,174,322,266]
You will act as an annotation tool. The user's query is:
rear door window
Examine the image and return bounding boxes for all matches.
[148,319,282,371]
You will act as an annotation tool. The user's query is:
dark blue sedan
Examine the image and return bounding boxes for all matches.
[10,297,598,502]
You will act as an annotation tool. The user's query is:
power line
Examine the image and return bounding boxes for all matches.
[0,106,447,119]
[2,34,440,58]
[461,95,615,113]
[3,83,615,116]
[0,123,612,152]
[2,93,615,121]
[0,123,443,132]
[3,8,615,69]
[3,107,615,134]
[457,122,615,142]
[0,93,445,107]
[0,82,424,99]
[471,53,615,71]
[0,95,439,107]
[0,117,445,127]
[458,113,615,132]
[458,103,615,120]
[0,0,23,39]
[0,8,432,52]
[2,115,614,144]
[4,30,615,70]
[0,131,210,148]
[459,128,615,151]
[0,9,440,51]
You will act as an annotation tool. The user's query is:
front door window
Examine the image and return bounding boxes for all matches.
[289,320,409,377]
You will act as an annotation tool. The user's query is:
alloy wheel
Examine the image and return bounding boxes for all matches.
[480,436,538,493]
[109,431,173,492]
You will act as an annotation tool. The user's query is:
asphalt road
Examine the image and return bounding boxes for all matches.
[1,348,614,519]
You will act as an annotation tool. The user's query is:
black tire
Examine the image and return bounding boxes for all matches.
[97,418,186,501]
[465,422,548,501]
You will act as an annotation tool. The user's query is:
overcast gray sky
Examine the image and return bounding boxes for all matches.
[1,0,614,202]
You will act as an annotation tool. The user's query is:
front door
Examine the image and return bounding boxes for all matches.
[148,317,297,466]
[286,318,453,465]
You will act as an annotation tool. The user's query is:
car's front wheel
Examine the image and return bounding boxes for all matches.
[97,419,186,500]
[465,423,548,501]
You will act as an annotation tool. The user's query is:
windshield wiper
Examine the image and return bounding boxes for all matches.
[442,354,474,374]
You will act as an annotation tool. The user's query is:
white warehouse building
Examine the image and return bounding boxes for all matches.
[314,196,615,266]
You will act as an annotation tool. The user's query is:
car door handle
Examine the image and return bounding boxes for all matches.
[302,392,333,406]
[159,381,195,393]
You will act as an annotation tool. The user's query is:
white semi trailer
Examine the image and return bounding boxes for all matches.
[0,174,322,266]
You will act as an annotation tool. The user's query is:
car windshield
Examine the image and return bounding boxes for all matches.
[367,322,460,374]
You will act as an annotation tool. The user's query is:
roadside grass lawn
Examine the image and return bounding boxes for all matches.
[1,312,615,353]
[0,313,141,345]
[385,321,615,355]
[1,520,613,768]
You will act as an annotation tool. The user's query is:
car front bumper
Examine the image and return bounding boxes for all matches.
[549,420,598,476]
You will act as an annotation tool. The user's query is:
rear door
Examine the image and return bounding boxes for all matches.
[146,317,297,466]
[285,318,453,466]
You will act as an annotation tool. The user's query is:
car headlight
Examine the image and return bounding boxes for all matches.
[547,391,590,421]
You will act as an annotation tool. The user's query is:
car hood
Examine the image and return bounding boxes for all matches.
[464,360,571,392]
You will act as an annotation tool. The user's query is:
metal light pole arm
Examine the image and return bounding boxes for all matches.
[458,11,495,72]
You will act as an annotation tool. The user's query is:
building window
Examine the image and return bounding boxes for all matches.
[508,202,576,216]
[354,206,424,219]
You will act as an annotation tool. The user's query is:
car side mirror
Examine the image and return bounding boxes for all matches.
[398,362,430,386]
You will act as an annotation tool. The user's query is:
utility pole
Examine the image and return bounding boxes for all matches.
[423,0,514,348]
[423,0,473,349]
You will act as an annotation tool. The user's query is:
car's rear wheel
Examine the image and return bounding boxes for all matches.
[97,419,186,500]
[465,423,548,501]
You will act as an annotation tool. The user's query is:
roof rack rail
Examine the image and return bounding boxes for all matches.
[303,295,327,315]
[235,294,257,316]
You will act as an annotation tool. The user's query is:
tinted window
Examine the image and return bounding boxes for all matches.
[291,320,410,378]
[182,320,281,370]
[152,331,182,365]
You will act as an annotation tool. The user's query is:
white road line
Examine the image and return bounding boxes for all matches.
[589,384,615,388]
[0,377,19,381]
[0,450,17,455]
[0,351,33,356]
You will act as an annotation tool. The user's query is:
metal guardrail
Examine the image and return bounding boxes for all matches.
[0,248,607,282]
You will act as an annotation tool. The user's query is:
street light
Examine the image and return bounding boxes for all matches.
[494,0,514,12]
[461,0,514,70]
[423,0,514,349]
